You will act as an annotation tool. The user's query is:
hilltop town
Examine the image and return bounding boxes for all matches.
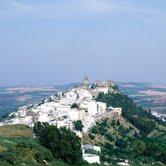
[0,77,122,133]
[0,77,124,164]
[0,78,166,166]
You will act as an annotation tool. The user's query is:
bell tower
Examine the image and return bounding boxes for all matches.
[83,76,89,88]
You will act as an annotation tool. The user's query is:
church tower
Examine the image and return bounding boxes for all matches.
[83,76,89,89]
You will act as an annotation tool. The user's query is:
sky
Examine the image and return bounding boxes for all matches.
[0,0,166,86]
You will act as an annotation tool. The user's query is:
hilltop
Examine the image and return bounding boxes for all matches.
[0,82,166,120]
[0,79,120,133]
[0,78,166,165]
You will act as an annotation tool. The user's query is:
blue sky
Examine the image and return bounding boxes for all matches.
[0,0,166,86]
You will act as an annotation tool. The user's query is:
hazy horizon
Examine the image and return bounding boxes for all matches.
[0,0,166,86]
[0,80,165,88]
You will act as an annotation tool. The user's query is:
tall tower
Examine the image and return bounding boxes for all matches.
[83,76,89,88]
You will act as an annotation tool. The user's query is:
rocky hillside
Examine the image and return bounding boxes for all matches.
[84,89,166,165]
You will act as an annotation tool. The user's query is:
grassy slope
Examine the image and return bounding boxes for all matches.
[0,125,99,166]
[85,118,166,165]
[0,125,69,166]
[86,87,166,165]
[83,115,138,145]
[0,124,33,138]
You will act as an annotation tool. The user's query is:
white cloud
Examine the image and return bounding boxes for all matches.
[0,0,165,20]
[10,0,113,14]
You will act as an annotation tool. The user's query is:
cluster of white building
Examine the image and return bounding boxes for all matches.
[0,78,123,164]
[151,111,166,122]
[82,144,101,164]
[0,79,122,134]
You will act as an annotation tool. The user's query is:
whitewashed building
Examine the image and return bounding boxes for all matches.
[82,144,101,164]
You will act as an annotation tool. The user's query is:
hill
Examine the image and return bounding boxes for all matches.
[0,82,166,165]
[0,124,67,166]
[83,90,166,165]
[118,82,166,115]
[0,124,100,166]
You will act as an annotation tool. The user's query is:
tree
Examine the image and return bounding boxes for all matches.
[133,140,146,156]
[96,91,157,135]
[115,138,127,148]
[34,122,82,164]
[71,103,79,109]
[73,120,84,132]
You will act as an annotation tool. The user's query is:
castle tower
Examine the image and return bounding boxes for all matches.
[83,76,89,88]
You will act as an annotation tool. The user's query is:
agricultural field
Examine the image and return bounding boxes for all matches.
[0,82,166,121]
[0,86,58,118]
[0,83,78,118]
[118,82,166,114]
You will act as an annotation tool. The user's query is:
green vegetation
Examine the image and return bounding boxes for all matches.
[97,92,158,135]
[87,117,166,165]
[73,120,84,132]
[0,84,166,165]
[71,103,79,109]
[0,124,56,166]
[118,82,166,114]
[84,89,166,165]
[0,124,97,166]
[34,122,82,165]
[0,124,33,138]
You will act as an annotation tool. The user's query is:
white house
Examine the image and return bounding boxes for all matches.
[82,144,101,164]
[88,101,97,116]
[109,106,122,116]
[68,109,79,121]
[97,102,107,114]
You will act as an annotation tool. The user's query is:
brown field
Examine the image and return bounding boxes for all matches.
[139,90,166,96]
[0,125,33,138]
[15,95,32,102]
[6,86,57,94]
